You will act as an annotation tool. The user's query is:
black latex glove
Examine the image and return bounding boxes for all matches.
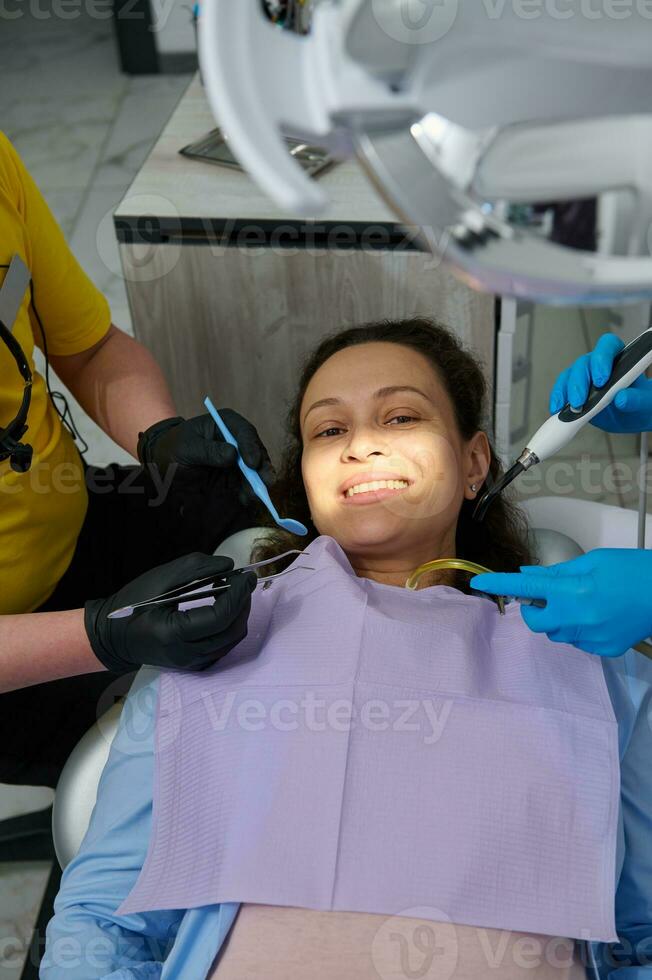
[137,411,276,511]
[84,552,258,675]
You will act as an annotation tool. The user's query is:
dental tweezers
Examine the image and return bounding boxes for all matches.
[107,550,313,620]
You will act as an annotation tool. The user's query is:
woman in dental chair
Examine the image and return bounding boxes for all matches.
[42,318,652,980]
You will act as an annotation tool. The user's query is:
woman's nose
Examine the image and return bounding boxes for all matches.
[343,430,388,459]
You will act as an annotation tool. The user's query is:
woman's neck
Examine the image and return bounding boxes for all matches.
[352,565,459,590]
[345,529,459,590]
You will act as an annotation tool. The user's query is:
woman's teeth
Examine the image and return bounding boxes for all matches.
[345,480,409,497]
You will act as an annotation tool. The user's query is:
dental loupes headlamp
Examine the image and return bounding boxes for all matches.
[473,326,652,522]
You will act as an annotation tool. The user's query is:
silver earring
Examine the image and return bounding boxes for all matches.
[470,484,478,492]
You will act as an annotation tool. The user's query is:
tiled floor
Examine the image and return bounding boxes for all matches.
[0,7,190,975]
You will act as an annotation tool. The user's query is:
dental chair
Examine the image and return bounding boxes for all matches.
[25,501,650,978]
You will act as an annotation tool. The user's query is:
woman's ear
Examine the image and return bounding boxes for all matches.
[464,431,491,500]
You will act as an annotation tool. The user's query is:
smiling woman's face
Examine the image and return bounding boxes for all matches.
[299,342,490,571]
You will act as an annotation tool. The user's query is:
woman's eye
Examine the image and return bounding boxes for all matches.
[315,416,417,438]
[316,427,344,438]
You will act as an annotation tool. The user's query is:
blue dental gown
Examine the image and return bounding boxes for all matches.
[40,648,652,979]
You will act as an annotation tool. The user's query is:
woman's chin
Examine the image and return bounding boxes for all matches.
[322,513,414,552]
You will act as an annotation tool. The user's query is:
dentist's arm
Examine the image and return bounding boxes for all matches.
[0,554,256,693]
[49,324,178,460]
[0,610,105,694]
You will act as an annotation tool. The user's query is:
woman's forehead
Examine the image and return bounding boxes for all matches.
[303,343,442,402]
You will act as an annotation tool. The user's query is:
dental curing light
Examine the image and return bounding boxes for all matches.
[474,326,652,522]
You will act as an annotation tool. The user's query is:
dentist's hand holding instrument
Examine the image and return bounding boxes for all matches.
[470,332,652,658]
[137,406,278,553]
[86,400,309,675]
[204,396,308,536]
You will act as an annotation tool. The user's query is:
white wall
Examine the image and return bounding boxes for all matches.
[149,0,196,55]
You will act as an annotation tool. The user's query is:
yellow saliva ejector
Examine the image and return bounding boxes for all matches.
[405,558,507,615]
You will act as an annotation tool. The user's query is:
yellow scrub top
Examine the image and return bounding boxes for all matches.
[0,132,111,614]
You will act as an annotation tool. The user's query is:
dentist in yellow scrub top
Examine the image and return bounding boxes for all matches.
[0,132,272,791]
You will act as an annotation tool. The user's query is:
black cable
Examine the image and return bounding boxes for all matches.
[0,263,88,460]
[28,280,89,458]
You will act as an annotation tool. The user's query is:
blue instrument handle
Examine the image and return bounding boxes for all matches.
[204,396,276,513]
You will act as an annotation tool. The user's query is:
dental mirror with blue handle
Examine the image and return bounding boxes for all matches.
[204,396,308,536]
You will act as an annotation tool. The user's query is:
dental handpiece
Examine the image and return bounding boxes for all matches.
[474,326,652,522]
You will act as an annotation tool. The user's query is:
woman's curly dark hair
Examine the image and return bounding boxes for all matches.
[247,317,533,594]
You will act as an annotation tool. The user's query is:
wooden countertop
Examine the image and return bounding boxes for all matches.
[114,75,412,245]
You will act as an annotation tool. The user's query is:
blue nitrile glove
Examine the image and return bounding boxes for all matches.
[470,548,652,657]
[549,331,652,434]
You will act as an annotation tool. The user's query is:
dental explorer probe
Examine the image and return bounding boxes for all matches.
[473,326,652,522]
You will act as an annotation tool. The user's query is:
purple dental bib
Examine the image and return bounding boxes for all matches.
[118,535,619,942]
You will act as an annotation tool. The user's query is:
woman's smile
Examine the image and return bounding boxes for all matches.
[338,470,415,505]
[340,479,413,505]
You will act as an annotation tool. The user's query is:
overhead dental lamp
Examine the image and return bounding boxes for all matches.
[199,0,652,305]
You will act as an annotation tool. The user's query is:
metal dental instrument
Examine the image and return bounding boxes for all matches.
[107,550,313,619]
[474,326,652,523]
